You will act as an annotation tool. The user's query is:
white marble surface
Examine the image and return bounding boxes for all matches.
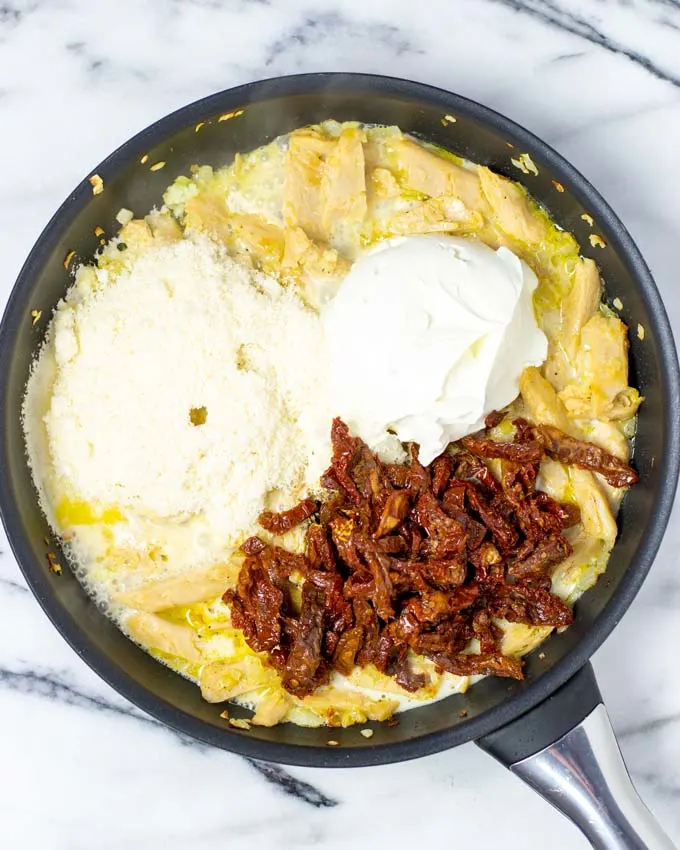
[1,1,680,847]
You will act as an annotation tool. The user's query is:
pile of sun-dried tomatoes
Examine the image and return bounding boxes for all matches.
[225,416,638,698]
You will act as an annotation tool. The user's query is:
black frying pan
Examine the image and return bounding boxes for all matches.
[1,74,678,849]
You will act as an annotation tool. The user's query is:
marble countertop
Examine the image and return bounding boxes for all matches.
[2,1,680,847]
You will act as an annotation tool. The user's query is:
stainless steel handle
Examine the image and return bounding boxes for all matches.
[512,703,675,850]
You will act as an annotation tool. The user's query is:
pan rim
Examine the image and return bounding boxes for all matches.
[1,72,678,767]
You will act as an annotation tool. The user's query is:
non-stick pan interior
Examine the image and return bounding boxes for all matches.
[1,75,677,766]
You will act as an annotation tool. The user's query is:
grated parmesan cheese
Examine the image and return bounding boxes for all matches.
[29,234,332,549]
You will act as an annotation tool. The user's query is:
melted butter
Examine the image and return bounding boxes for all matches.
[55,497,125,527]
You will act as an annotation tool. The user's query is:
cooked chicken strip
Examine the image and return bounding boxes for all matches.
[389,196,483,236]
[544,257,602,390]
[282,226,350,306]
[126,612,202,662]
[200,656,281,703]
[391,138,486,211]
[320,127,367,239]
[559,315,630,419]
[568,468,618,545]
[479,167,550,245]
[520,366,573,433]
[283,129,335,242]
[118,561,241,612]
[251,690,293,726]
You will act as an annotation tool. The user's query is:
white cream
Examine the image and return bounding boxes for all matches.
[323,234,548,464]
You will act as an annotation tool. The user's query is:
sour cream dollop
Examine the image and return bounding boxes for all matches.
[323,235,548,465]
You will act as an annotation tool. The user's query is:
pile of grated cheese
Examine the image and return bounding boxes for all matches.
[35,234,332,541]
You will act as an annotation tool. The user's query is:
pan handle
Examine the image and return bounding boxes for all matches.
[476,664,676,850]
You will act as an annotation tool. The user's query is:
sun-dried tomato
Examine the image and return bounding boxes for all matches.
[225,416,635,700]
[441,480,467,513]
[507,535,572,581]
[473,610,504,654]
[533,491,581,528]
[431,454,454,496]
[461,434,544,465]
[258,498,317,534]
[411,618,471,657]
[536,424,639,487]
[241,536,267,556]
[280,582,329,697]
[327,417,362,503]
[387,641,428,692]
[355,540,395,622]
[375,490,411,537]
[453,450,501,493]
[333,625,364,675]
[418,557,467,590]
[430,651,524,679]
[412,491,466,558]
[225,560,284,653]
[485,409,505,429]
[467,486,519,553]
[405,443,431,493]
[305,523,336,571]
[489,584,574,628]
